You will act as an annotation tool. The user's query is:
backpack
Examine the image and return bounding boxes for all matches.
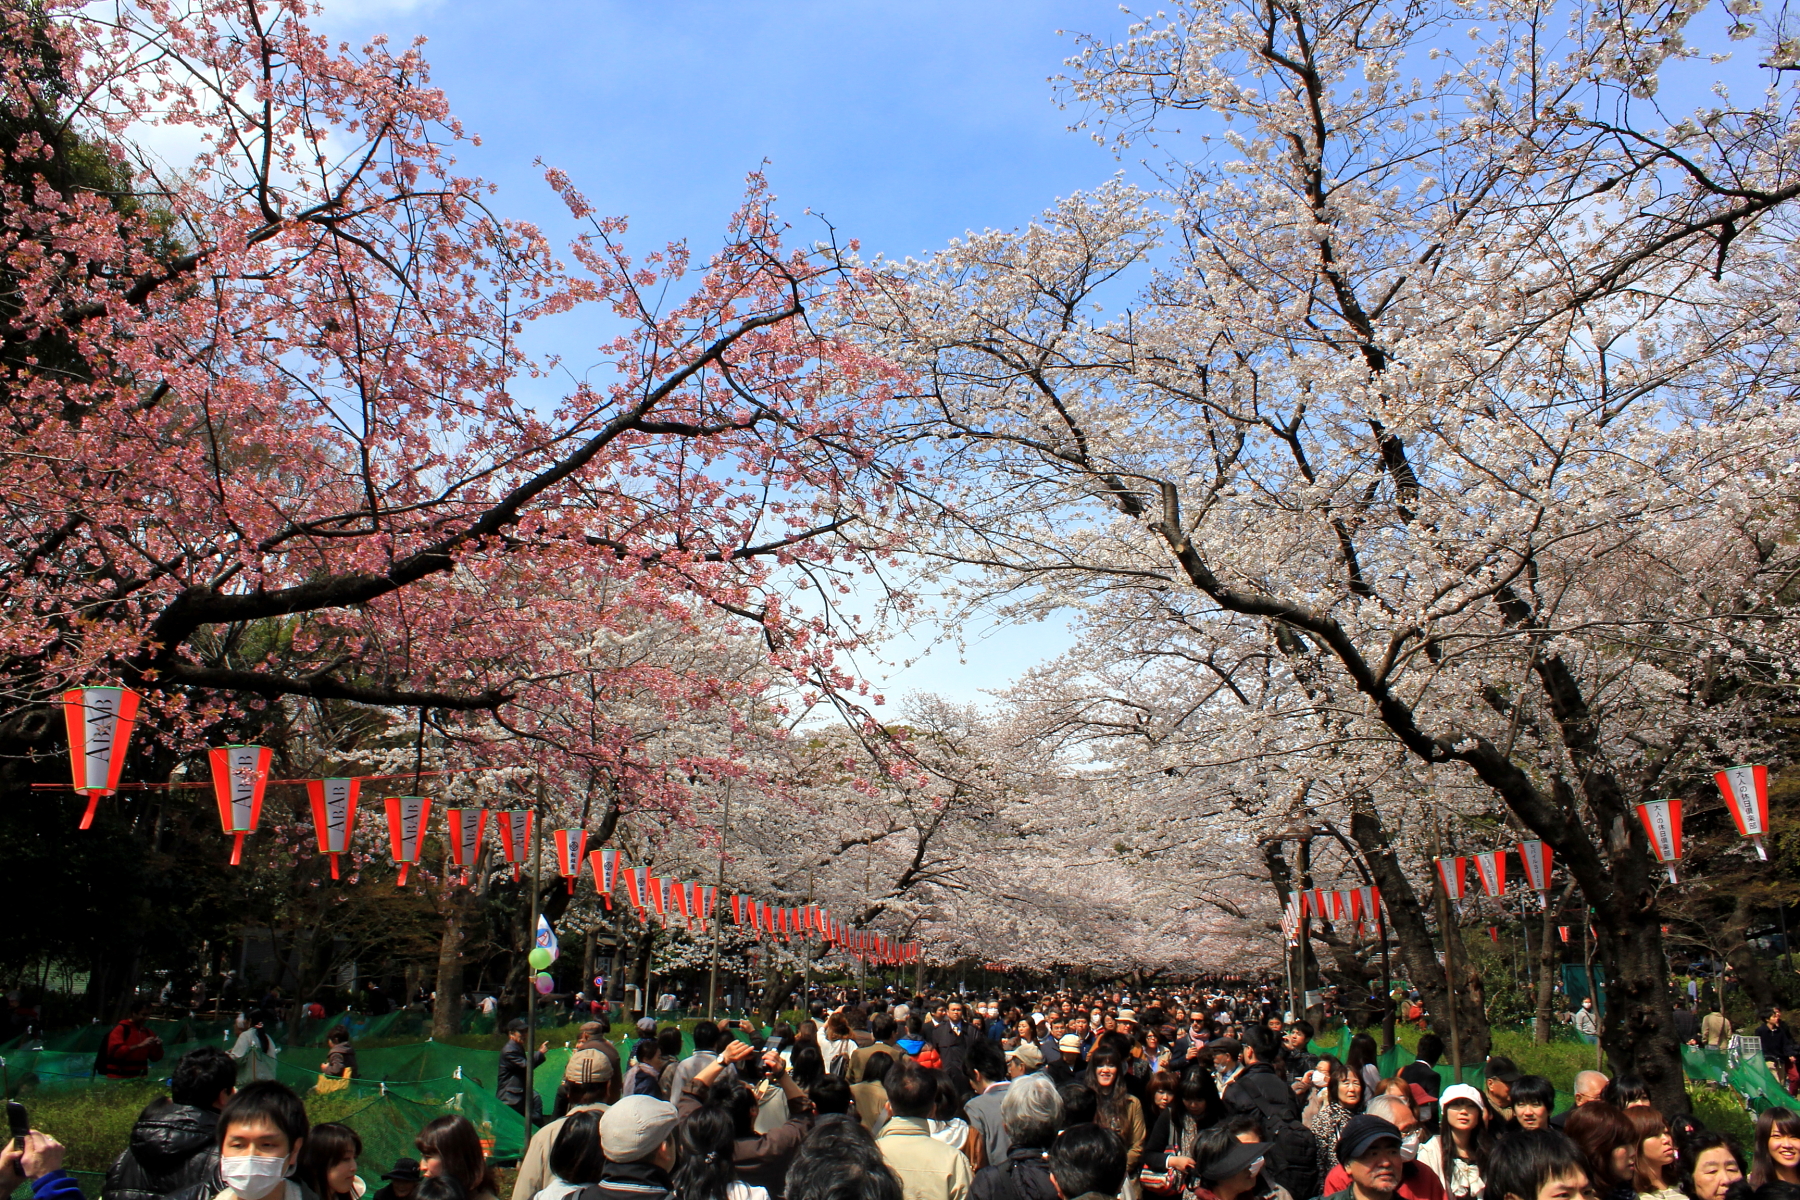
[917,1045,942,1069]
[1262,1118,1319,1200]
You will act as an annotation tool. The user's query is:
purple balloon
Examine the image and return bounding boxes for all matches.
[534,973,554,995]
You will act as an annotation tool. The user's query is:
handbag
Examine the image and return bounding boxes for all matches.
[1138,1165,1182,1197]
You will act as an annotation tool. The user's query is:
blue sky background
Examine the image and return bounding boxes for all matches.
[306,0,1126,706]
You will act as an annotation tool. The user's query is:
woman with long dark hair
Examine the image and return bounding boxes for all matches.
[298,1123,364,1200]
[1345,1034,1382,1096]
[230,1010,281,1084]
[672,1106,770,1200]
[1085,1049,1147,1175]
[535,1110,604,1200]
[416,1116,500,1200]
[1749,1107,1800,1188]
[1145,1069,1226,1185]
[1417,1084,1493,1200]
[1564,1103,1639,1200]
[789,1043,826,1092]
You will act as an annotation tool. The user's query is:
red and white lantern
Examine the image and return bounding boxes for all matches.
[445,807,489,886]
[494,810,533,881]
[732,893,748,925]
[551,829,587,895]
[688,883,704,929]
[1637,799,1684,883]
[1434,856,1468,901]
[210,745,272,866]
[625,866,649,916]
[62,687,142,829]
[306,777,361,879]
[1716,766,1771,860]
[1517,840,1553,907]
[588,849,620,907]
[1472,851,1507,898]
[385,795,432,886]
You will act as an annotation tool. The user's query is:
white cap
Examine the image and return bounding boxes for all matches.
[1440,1083,1486,1112]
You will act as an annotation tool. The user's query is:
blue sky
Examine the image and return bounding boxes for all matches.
[307,0,1123,705]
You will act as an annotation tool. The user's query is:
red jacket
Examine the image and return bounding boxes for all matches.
[1322,1160,1447,1200]
[102,1018,164,1078]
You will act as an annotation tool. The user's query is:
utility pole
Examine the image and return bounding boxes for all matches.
[708,780,733,1020]
[1432,811,1463,1083]
[802,870,814,1011]
[523,774,544,1129]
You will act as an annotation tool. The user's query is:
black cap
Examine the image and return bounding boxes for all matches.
[506,1017,529,1034]
[381,1159,422,1182]
[1198,1140,1272,1184]
[1336,1114,1404,1165]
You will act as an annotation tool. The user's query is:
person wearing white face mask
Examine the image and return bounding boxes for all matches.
[167,1082,315,1200]
[1318,1097,1447,1200]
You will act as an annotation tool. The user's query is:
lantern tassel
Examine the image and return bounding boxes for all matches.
[330,853,340,880]
[79,793,101,830]
[1755,836,1769,861]
[230,832,245,866]
[567,877,575,895]
[398,863,410,887]
[1666,863,1679,884]
[512,865,521,882]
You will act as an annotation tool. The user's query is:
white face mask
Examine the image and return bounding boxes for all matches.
[221,1155,291,1200]
[1248,1158,1266,1180]
[1400,1130,1424,1161]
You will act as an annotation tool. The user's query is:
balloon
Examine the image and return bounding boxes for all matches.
[534,973,554,995]
[528,947,553,970]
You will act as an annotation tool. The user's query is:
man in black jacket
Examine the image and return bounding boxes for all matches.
[103,1047,236,1200]
[499,1018,550,1126]
[1223,1033,1298,1124]
[927,1002,983,1093]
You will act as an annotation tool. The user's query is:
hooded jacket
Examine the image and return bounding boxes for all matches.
[103,1101,220,1200]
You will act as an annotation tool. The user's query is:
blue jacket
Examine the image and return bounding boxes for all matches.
[34,1170,87,1200]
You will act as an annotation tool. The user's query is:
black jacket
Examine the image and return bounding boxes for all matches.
[928,1021,983,1085]
[969,1146,1058,1200]
[103,1101,220,1200]
[497,1038,547,1106]
[574,1161,673,1200]
[1223,1062,1297,1125]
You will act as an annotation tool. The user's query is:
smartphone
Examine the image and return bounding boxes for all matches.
[763,1037,782,1052]
[6,1100,27,1151]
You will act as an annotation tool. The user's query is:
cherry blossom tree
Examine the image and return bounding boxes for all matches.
[852,0,1800,1108]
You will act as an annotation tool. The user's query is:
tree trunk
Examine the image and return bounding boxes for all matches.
[1598,914,1686,1112]
[432,906,466,1039]
[1723,891,1776,1011]
[1535,884,1572,1043]
[1349,805,1491,1063]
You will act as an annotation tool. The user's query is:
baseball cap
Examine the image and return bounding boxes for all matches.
[635,1017,658,1034]
[1336,1114,1404,1165]
[564,1046,615,1085]
[600,1095,680,1162]
[1007,1042,1044,1069]
[578,1021,605,1038]
[1057,1034,1083,1053]
[1440,1083,1486,1111]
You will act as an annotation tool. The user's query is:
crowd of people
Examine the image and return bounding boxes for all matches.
[2,985,1790,1200]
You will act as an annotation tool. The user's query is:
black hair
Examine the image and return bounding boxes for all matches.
[658,1026,684,1061]
[172,1046,237,1109]
[810,1076,853,1116]
[245,1010,273,1055]
[1050,1123,1128,1198]
[1752,1109,1800,1187]
[416,1115,499,1200]
[217,1081,308,1150]
[967,1039,1006,1087]
[1347,1033,1381,1079]
[692,1021,721,1052]
[783,1117,902,1200]
[863,1052,895,1086]
[414,1178,467,1200]
[1761,1007,1783,1023]
[1223,1113,1265,1141]
[1753,1184,1800,1200]
[299,1123,363,1198]
[1058,1084,1097,1128]
[871,1012,896,1041]
[1679,1127,1746,1198]
[1191,1126,1247,1184]
[672,1106,740,1200]
[1510,1076,1556,1110]
[548,1110,605,1186]
[1485,1127,1591,1200]
[325,1026,350,1046]
[933,1075,965,1122]
[634,1038,660,1064]
[885,1059,938,1119]
[1083,1049,1132,1134]
[1602,1074,1650,1109]
[1416,1032,1445,1064]
[791,1041,825,1090]
[1288,1020,1315,1040]
[1440,1092,1495,1176]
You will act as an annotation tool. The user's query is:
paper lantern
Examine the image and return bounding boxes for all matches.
[1488,926,1500,943]
[445,807,488,886]
[1637,799,1683,883]
[494,810,533,881]
[1717,766,1771,860]
[588,849,619,907]
[1559,926,1569,943]
[1517,840,1553,906]
[62,687,141,829]
[732,893,748,925]
[306,778,361,879]
[1434,856,1468,901]
[1472,851,1507,897]
[385,795,433,886]
[210,745,272,866]
[551,829,587,895]
[688,883,704,929]
[625,866,648,917]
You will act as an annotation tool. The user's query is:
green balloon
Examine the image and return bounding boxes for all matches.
[528,947,553,970]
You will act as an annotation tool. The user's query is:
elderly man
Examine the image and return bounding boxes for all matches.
[878,1058,973,1200]
[1321,1097,1444,1200]
[1550,1070,1609,1129]
[968,1074,1062,1200]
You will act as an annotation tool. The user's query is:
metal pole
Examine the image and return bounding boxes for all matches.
[1584,915,1603,1071]
[524,775,543,1129]
[802,870,814,1013]
[1378,902,1395,1053]
[1433,812,1464,1083]
[708,782,732,1020]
